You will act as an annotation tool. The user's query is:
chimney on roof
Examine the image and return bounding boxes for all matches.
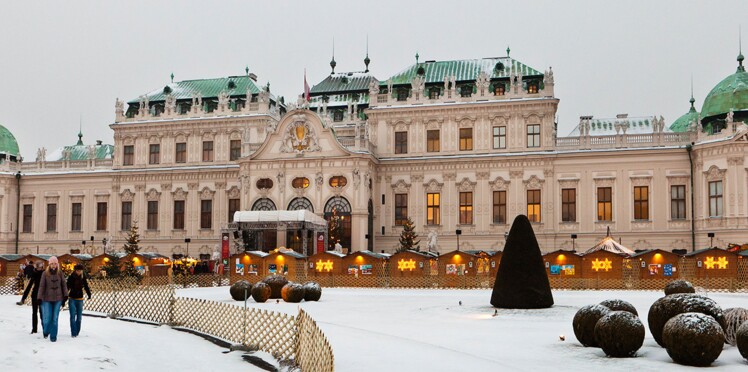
[248,73,257,82]
[96,140,102,145]
[616,114,628,119]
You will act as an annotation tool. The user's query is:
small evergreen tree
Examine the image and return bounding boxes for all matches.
[328,208,343,250]
[397,217,420,252]
[103,255,122,278]
[123,222,141,255]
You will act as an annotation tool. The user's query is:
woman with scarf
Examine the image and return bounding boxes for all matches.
[37,256,67,342]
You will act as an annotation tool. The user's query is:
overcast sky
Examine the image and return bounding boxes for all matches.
[1,0,746,160]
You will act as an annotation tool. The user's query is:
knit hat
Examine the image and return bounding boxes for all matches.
[48,256,59,265]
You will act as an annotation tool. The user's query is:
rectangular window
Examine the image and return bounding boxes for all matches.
[394,131,408,154]
[121,201,132,231]
[459,192,473,225]
[71,202,82,231]
[147,201,158,230]
[633,186,649,220]
[493,126,506,149]
[709,181,723,217]
[492,191,506,224]
[671,185,686,220]
[202,141,214,162]
[96,202,107,231]
[22,204,32,233]
[527,190,541,223]
[459,128,473,151]
[527,124,540,148]
[426,193,440,225]
[394,194,408,226]
[561,188,576,222]
[228,198,240,222]
[173,200,185,230]
[230,140,241,161]
[123,145,134,166]
[175,142,186,163]
[597,187,612,221]
[46,204,57,232]
[148,144,160,164]
[201,200,212,229]
[426,130,440,152]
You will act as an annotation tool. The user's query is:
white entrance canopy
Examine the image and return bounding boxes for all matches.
[233,210,327,228]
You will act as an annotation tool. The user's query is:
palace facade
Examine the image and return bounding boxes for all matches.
[1,50,747,257]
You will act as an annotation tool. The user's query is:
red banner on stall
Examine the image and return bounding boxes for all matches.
[317,233,325,254]
[221,233,230,261]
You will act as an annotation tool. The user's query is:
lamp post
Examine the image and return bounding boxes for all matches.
[184,238,191,258]
[456,229,462,251]
[571,234,577,252]
[707,232,714,248]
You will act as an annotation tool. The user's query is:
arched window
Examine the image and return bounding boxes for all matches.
[460,84,473,97]
[256,178,273,190]
[324,196,352,251]
[397,88,409,101]
[329,176,348,188]
[287,197,314,212]
[527,81,539,94]
[292,177,310,189]
[493,83,505,96]
[251,198,276,211]
[428,87,440,99]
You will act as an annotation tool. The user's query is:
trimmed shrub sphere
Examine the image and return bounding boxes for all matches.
[303,281,322,301]
[599,299,638,316]
[251,282,271,303]
[662,312,724,367]
[594,311,645,357]
[664,280,695,296]
[281,282,305,303]
[262,275,289,299]
[723,307,748,346]
[229,280,253,301]
[573,304,610,347]
[736,321,748,360]
[647,293,725,347]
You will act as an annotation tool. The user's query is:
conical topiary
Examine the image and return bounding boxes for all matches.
[490,215,553,309]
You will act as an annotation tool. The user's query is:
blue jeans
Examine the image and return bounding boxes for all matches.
[41,301,62,341]
[69,299,84,337]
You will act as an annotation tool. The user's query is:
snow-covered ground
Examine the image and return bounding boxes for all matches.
[180,287,748,372]
[0,295,266,372]
[3,288,747,371]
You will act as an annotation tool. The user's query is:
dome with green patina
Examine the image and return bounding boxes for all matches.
[0,124,20,160]
[700,53,747,120]
[669,96,699,132]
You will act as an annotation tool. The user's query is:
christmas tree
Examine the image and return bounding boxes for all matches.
[123,221,141,255]
[397,217,420,252]
[103,255,122,278]
[328,208,343,250]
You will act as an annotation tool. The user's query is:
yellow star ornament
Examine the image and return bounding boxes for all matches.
[398,259,416,271]
[315,259,334,272]
[591,258,612,272]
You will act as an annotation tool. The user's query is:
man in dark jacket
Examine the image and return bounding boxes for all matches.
[66,264,92,337]
[17,261,45,334]
[23,259,34,279]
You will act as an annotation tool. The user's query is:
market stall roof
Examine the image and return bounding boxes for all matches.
[583,235,635,256]
[233,210,328,227]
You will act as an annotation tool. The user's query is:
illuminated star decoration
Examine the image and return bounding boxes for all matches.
[591,258,612,272]
[704,256,728,270]
[315,259,334,272]
[398,259,416,271]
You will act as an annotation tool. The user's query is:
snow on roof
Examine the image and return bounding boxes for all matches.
[233,210,327,227]
[583,236,635,256]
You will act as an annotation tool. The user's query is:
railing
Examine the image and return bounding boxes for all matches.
[556,131,695,150]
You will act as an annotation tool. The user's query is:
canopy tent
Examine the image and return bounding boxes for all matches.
[583,236,635,256]
[231,210,328,256]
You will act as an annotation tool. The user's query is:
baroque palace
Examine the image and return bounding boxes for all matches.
[0,48,747,257]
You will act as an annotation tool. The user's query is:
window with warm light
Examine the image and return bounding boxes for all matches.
[426,193,440,225]
[459,192,473,225]
[527,82,538,94]
[493,83,505,96]
[329,176,348,188]
[492,191,506,224]
[394,131,408,154]
[709,181,723,217]
[426,130,440,152]
[527,190,541,222]
[459,128,473,151]
[634,186,649,220]
[292,177,310,189]
[597,187,612,221]
[562,188,576,222]
[671,185,686,220]
[395,194,408,226]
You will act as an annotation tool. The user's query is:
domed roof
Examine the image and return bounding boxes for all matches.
[669,96,699,132]
[700,53,747,119]
[0,124,20,159]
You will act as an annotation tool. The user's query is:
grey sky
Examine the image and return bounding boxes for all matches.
[1,0,746,160]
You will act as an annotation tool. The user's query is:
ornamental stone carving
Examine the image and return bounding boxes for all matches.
[594,177,615,187]
[523,175,544,190]
[172,187,187,201]
[352,168,361,189]
[187,183,199,191]
[160,183,172,192]
[476,172,490,181]
[227,186,240,199]
[727,156,745,166]
[146,188,161,201]
[424,179,444,193]
[630,176,651,187]
[200,187,215,200]
[215,182,226,190]
[456,177,477,192]
[280,114,321,154]
[443,173,456,181]
[392,180,411,194]
[489,176,510,191]
[704,165,726,181]
[509,170,524,179]
[412,174,424,183]
[121,189,134,202]
[557,179,578,189]
[315,172,324,187]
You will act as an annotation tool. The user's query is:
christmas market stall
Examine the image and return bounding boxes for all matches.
[0,254,27,277]
[230,250,269,284]
[307,250,346,276]
[629,249,682,280]
[232,210,328,256]
[488,251,503,279]
[341,250,388,287]
[264,248,307,282]
[140,252,170,276]
[579,234,633,284]
[388,250,438,287]
[57,254,92,275]
[543,250,583,279]
[437,250,485,287]
[684,247,739,281]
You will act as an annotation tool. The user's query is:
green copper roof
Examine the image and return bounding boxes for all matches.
[700,58,748,119]
[0,124,20,158]
[310,72,376,94]
[128,75,266,104]
[670,95,699,132]
[47,143,114,161]
[383,57,543,86]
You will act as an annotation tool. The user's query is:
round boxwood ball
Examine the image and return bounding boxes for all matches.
[664,280,695,295]
[281,282,305,303]
[736,321,748,360]
[303,281,322,301]
[662,312,724,366]
[594,311,645,357]
[724,308,748,346]
[262,275,289,299]
[573,304,610,347]
[251,282,271,303]
[599,299,638,316]
[229,280,253,301]
[648,293,725,347]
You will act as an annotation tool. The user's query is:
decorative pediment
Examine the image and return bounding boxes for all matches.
[202,131,216,141]
[629,175,652,186]
[227,186,240,199]
[279,114,321,154]
[146,188,161,201]
[425,120,442,130]
[523,175,544,190]
[704,165,726,181]
[424,179,444,193]
[160,183,172,192]
[593,177,615,188]
[391,179,411,194]
[666,175,689,185]
[200,187,215,200]
[456,177,477,192]
[121,189,134,202]
[489,176,510,191]
[148,135,160,144]
[172,187,187,201]
[557,179,579,189]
